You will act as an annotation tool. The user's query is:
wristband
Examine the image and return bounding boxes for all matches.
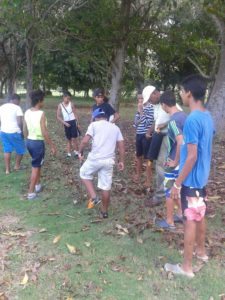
[173,182,181,190]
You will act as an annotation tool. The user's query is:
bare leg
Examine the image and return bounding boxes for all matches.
[71,138,78,152]
[28,167,41,193]
[182,220,196,273]
[14,154,23,170]
[67,140,72,154]
[166,197,175,225]
[101,190,110,213]
[133,156,142,182]
[81,179,97,199]
[175,198,182,217]
[4,153,11,174]
[145,160,152,188]
[195,218,206,257]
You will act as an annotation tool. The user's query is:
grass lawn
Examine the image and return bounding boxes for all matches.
[0,98,225,300]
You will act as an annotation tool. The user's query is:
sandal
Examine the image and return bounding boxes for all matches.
[164,263,195,278]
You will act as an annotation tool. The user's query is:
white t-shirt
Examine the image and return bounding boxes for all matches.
[60,102,76,121]
[0,103,23,133]
[86,119,124,160]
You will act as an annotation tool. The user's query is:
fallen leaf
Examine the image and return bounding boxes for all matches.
[53,235,61,244]
[66,243,76,254]
[39,228,47,233]
[115,224,129,234]
[208,196,221,201]
[48,257,56,262]
[137,237,143,244]
[84,242,91,247]
[2,231,26,237]
[20,272,29,285]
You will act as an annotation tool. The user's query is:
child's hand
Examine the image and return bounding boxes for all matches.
[78,152,84,161]
[64,122,70,127]
[155,127,161,133]
[117,161,124,171]
[51,145,57,156]
[166,159,177,168]
[138,102,143,113]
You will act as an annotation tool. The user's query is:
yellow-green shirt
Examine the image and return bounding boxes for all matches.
[24,109,45,140]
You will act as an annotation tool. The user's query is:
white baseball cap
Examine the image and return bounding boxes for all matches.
[142,85,156,104]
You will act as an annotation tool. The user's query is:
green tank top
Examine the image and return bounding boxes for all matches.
[25,109,45,140]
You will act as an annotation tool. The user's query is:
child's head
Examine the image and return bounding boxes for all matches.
[62,91,72,104]
[180,74,207,106]
[10,93,21,105]
[142,85,160,105]
[160,90,176,113]
[30,90,45,108]
[137,93,143,105]
[93,88,105,105]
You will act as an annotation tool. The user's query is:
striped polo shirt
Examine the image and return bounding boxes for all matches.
[134,104,154,134]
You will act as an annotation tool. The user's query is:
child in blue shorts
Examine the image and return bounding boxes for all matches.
[24,90,57,200]
[155,90,186,230]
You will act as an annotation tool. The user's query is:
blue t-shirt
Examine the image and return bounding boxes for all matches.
[180,110,214,188]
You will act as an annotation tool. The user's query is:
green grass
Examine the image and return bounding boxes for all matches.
[0,100,225,300]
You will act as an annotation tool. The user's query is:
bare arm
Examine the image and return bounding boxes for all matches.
[56,104,70,127]
[117,140,125,170]
[23,120,28,139]
[17,116,24,133]
[79,134,91,154]
[40,113,57,155]
[167,134,183,167]
[170,143,197,200]
[111,112,120,123]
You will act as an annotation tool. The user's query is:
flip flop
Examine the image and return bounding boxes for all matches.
[164,263,195,278]
[14,165,27,171]
[193,252,209,262]
[155,219,176,230]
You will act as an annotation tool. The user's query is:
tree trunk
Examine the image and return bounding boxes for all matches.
[208,17,225,138]
[109,0,131,110]
[25,39,35,108]
[7,75,16,98]
[109,44,126,110]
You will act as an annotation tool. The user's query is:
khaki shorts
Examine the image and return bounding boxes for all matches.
[80,158,115,191]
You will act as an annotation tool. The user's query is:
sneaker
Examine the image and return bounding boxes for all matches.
[100,211,108,219]
[27,192,37,200]
[73,150,79,157]
[87,196,101,209]
[67,153,72,158]
[35,184,43,193]
[155,219,176,230]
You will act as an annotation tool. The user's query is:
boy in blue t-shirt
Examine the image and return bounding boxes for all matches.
[164,75,214,278]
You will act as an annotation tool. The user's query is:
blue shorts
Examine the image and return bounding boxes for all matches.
[136,134,151,158]
[0,131,26,155]
[164,165,179,198]
[26,139,45,168]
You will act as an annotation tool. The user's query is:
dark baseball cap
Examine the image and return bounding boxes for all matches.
[93,88,104,97]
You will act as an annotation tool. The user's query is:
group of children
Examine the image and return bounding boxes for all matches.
[0,74,215,279]
[133,75,214,278]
